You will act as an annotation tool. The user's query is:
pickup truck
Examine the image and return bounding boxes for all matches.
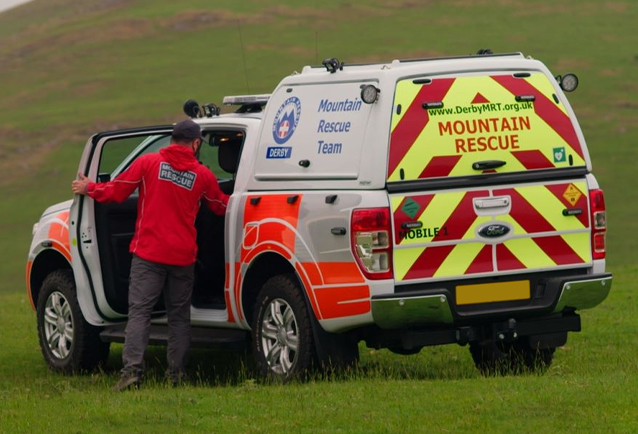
[27,51,612,379]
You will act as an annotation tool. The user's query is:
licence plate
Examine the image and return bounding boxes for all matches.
[456,280,530,305]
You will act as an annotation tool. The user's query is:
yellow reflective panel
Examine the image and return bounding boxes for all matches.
[562,232,592,263]
[435,242,487,278]
[502,237,555,269]
[394,247,424,281]
[391,81,422,132]
[516,185,587,231]
[525,73,568,116]
[388,73,585,182]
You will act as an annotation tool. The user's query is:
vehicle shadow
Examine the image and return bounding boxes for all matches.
[103,343,479,386]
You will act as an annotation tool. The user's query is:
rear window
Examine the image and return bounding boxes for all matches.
[387,72,586,182]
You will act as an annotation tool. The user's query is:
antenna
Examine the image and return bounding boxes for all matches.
[237,20,250,93]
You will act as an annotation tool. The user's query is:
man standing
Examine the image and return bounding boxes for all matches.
[72,120,229,391]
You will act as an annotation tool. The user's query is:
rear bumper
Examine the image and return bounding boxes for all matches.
[552,274,612,313]
[371,273,612,330]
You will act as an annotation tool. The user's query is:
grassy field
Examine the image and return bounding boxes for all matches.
[1,0,637,432]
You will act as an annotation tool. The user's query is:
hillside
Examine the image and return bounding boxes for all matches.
[1,0,637,294]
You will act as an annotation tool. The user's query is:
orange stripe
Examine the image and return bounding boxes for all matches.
[224,291,235,323]
[233,261,243,321]
[25,260,35,310]
[314,285,370,320]
[295,263,322,320]
[224,262,235,323]
[51,241,72,262]
[242,194,301,256]
[300,261,322,286]
[242,243,293,265]
[316,262,365,284]
[47,211,71,256]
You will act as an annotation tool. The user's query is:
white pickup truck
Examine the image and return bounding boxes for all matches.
[27,51,611,379]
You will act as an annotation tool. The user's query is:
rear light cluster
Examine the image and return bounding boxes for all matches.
[351,208,393,280]
[589,189,607,260]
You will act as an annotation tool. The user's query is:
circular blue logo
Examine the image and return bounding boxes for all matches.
[272,97,301,144]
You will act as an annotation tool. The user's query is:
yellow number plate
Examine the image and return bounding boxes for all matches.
[456,280,530,305]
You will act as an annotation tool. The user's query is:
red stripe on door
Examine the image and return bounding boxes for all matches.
[511,150,554,170]
[418,155,462,179]
[388,78,456,177]
[533,236,585,265]
[491,75,584,160]
[496,244,526,271]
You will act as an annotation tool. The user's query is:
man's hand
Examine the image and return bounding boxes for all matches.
[71,173,93,196]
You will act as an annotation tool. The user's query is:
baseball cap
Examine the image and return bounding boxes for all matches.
[172,119,204,141]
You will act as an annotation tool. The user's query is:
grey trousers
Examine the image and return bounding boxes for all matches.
[122,254,195,379]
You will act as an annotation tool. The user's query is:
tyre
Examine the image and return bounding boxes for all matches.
[469,339,555,375]
[252,274,315,381]
[36,270,110,373]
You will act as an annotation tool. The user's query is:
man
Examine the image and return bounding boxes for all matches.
[71,119,229,391]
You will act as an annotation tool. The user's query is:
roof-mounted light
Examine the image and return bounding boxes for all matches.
[361,84,380,104]
[556,73,579,92]
[322,57,343,73]
[183,99,201,118]
[222,94,271,106]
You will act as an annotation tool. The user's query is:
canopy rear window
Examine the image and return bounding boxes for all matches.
[387,72,586,183]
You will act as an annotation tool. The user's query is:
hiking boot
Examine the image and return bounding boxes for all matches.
[166,370,189,387]
[112,372,141,392]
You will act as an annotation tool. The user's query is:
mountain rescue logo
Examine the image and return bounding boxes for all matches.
[272,97,301,144]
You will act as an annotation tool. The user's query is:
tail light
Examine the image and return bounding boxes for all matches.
[589,189,607,260]
[351,208,393,280]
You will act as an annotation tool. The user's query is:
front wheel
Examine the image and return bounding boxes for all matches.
[252,274,315,381]
[36,270,110,373]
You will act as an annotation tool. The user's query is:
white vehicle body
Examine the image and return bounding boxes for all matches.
[27,52,612,377]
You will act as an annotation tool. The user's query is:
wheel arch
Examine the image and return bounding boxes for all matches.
[29,249,72,309]
[241,252,301,326]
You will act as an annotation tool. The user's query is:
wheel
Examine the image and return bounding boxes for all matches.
[36,270,110,373]
[252,274,315,381]
[470,339,555,375]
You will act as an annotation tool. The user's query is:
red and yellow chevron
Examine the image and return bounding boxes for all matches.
[388,73,586,182]
[392,181,591,282]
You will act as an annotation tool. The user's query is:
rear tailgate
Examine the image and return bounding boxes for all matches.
[391,179,591,286]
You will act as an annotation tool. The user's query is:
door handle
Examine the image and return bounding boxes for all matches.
[472,160,506,170]
[474,197,510,210]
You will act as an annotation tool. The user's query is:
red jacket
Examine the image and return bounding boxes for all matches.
[87,144,229,266]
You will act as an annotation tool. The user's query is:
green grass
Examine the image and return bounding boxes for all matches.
[2,265,638,433]
[1,0,637,432]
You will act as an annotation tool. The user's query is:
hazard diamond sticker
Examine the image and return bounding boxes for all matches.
[563,183,583,206]
[401,198,421,219]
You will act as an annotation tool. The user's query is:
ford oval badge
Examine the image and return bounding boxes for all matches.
[478,224,511,238]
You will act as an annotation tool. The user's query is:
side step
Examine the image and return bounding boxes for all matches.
[100,324,250,350]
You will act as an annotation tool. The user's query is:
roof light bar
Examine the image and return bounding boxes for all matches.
[223,94,271,106]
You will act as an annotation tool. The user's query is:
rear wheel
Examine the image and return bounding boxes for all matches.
[252,274,315,381]
[470,340,555,375]
[36,270,110,373]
